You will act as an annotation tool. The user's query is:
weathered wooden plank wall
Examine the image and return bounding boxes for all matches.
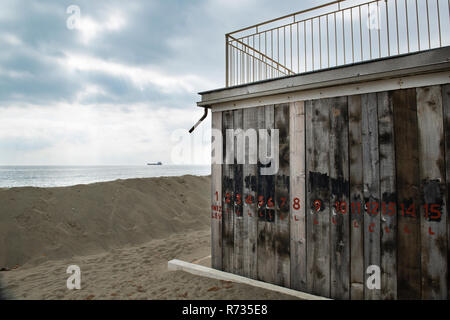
[417,86,447,299]
[306,98,331,297]
[442,85,450,299]
[243,107,258,279]
[211,111,222,270]
[213,84,449,300]
[348,95,365,299]
[329,97,350,300]
[290,101,307,291]
[377,92,397,300]
[233,110,244,276]
[361,93,381,300]
[257,105,276,283]
[222,110,234,273]
[393,89,421,299]
[274,103,291,287]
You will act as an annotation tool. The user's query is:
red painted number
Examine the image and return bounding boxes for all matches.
[293,197,300,210]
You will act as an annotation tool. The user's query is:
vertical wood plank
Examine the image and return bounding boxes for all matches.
[329,96,350,300]
[274,103,290,287]
[290,101,307,291]
[348,95,365,299]
[377,91,397,300]
[211,111,223,270]
[243,107,258,279]
[222,110,234,273]
[442,84,450,299]
[393,88,421,299]
[306,99,331,298]
[265,106,276,229]
[257,105,277,284]
[417,86,448,299]
[361,93,381,300]
[233,109,244,276]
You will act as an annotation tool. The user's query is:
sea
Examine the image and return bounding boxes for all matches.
[0,165,211,188]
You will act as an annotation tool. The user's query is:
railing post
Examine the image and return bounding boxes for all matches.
[225,35,229,87]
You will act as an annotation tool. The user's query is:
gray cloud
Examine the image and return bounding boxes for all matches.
[0,0,319,105]
[0,0,319,164]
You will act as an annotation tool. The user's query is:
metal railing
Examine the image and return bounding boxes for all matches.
[225,0,450,87]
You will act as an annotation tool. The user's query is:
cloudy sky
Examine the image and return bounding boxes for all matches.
[0,0,327,165]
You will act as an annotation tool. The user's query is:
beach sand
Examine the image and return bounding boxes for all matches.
[0,176,298,300]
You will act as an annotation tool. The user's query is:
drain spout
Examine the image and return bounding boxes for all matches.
[189,107,209,133]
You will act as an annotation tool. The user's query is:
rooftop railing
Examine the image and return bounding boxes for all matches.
[225,0,450,87]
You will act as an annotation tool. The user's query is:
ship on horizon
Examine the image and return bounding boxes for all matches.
[147,161,162,166]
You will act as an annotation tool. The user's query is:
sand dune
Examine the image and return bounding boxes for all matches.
[0,175,299,300]
[0,175,210,269]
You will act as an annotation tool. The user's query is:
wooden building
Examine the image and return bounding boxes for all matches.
[198,1,450,299]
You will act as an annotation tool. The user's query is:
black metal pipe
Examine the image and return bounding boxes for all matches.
[189,107,209,133]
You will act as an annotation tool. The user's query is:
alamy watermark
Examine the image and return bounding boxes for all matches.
[66,5,81,30]
[212,128,279,175]
[171,128,280,176]
[367,4,381,31]
[66,265,81,290]
[366,265,381,290]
